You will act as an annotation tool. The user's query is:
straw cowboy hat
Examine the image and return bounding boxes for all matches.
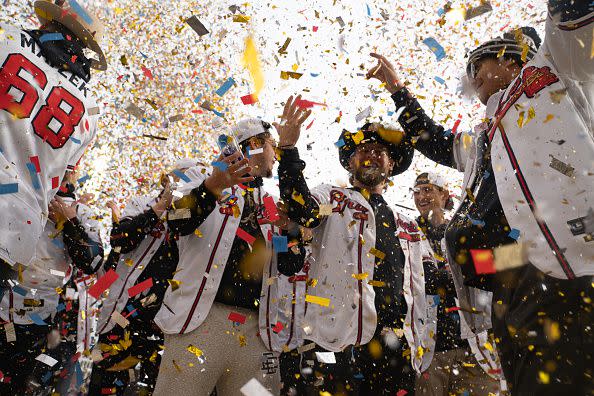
[34,0,107,71]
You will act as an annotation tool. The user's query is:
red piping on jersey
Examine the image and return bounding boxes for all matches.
[98,236,159,334]
[355,219,365,345]
[264,224,275,350]
[179,214,230,334]
[286,281,297,346]
[407,240,419,355]
[496,124,575,279]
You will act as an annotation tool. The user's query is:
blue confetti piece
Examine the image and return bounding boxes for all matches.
[212,109,225,118]
[126,304,138,317]
[466,215,485,227]
[75,362,83,386]
[215,77,236,97]
[0,183,18,194]
[483,170,491,180]
[139,51,148,59]
[432,295,440,307]
[443,129,452,136]
[366,4,371,16]
[70,135,81,144]
[173,169,191,183]
[437,8,445,16]
[508,228,521,240]
[56,303,65,313]
[212,161,228,171]
[29,313,47,325]
[42,370,52,384]
[115,379,124,387]
[51,238,65,249]
[272,235,288,253]
[335,139,345,148]
[69,0,94,24]
[26,162,41,190]
[39,32,64,43]
[353,373,365,379]
[12,285,27,296]
[77,174,90,184]
[423,37,446,61]
[310,73,320,77]
[434,76,446,85]
[193,94,203,103]
[387,111,394,116]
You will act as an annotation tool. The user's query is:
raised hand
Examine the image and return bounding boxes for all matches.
[367,53,404,94]
[106,200,122,223]
[48,196,78,223]
[273,95,312,148]
[151,183,173,217]
[204,151,255,198]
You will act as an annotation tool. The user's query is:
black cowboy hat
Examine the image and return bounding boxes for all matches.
[338,122,414,176]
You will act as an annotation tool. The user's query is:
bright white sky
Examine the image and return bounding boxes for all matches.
[1,0,547,218]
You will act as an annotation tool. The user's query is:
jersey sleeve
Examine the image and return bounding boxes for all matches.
[545,1,594,81]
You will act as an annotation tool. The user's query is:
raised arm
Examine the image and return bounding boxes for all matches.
[275,95,321,228]
[367,53,457,169]
[546,0,594,81]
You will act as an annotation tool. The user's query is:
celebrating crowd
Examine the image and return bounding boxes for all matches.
[0,0,592,395]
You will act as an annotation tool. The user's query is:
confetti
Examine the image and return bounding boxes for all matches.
[35,353,58,367]
[465,2,493,20]
[0,183,18,194]
[241,35,264,96]
[272,235,288,252]
[228,312,247,324]
[111,311,130,328]
[305,294,330,307]
[549,155,575,178]
[185,16,209,36]
[315,351,336,363]
[215,77,236,97]
[237,228,256,245]
[470,249,495,274]
[88,269,119,299]
[422,37,446,61]
[240,378,273,396]
[128,277,153,297]
[263,196,280,222]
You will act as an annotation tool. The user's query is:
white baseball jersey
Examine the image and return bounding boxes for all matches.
[96,193,166,335]
[154,166,303,352]
[283,184,433,353]
[0,196,102,325]
[0,24,99,268]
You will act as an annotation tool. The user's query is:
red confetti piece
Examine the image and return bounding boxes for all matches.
[236,228,256,245]
[306,119,315,130]
[101,388,116,395]
[240,93,258,105]
[295,98,327,109]
[488,368,502,374]
[51,176,60,189]
[312,26,318,32]
[470,249,496,275]
[127,277,153,297]
[141,65,154,80]
[272,321,284,333]
[397,390,408,396]
[88,269,119,299]
[445,306,461,313]
[263,196,280,222]
[228,312,247,324]
[29,156,40,173]
[452,118,462,135]
[397,231,414,241]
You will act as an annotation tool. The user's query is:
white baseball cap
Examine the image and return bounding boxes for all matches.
[415,171,449,190]
[231,118,273,144]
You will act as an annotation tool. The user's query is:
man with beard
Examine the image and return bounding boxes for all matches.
[368,1,593,393]
[276,95,433,395]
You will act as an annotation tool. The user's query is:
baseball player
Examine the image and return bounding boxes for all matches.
[276,95,437,395]
[88,160,212,395]
[368,1,593,393]
[0,0,106,294]
[153,119,306,396]
[411,172,501,395]
[0,170,104,394]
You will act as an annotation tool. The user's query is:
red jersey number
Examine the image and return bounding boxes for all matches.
[0,53,85,149]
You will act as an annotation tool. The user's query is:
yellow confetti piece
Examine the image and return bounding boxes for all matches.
[292,191,305,205]
[539,371,550,384]
[187,344,203,357]
[194,229,203,237]
[233,14,251,23]
[168,279,182,291]
[496,46,507,58]
[125,258,134,267]
[369,247,386,260]
[352,130,365,145]
[241,35,264,97]
[280,71,303,80]
[352,272,369,280]
[239,335,247,346]
[416,345,425,358]
[368,280,386,287]
[517,111,525,128]
[483,341,494,353]
[305,294,330,307]
[306,278,318,287]
[544,114,555,123]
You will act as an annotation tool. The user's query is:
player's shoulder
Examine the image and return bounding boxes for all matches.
[0,23,28,48]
